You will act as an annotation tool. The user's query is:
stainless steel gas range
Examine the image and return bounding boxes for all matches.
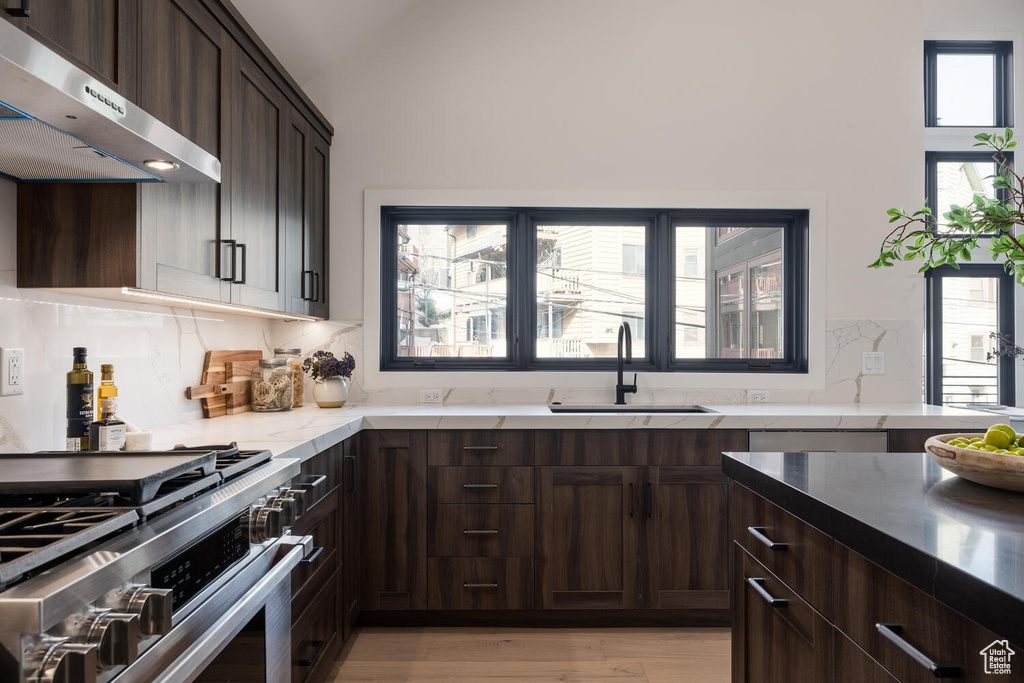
[0,444,322,683]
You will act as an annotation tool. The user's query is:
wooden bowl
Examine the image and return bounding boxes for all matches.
[925,433,1024,493]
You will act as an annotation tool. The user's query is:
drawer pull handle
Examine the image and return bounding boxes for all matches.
[463,483,499,489]
[463,445,499,451]
[748,526,788,551]
[875,623,962,678]
[464,583,499,589]
[464,529,499,535]
[298,546,324,566]
[295,640,325,667]
[747,578,787,607]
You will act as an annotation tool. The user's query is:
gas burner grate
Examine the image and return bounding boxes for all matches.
[173,442,273,482]
[0,507,139,588]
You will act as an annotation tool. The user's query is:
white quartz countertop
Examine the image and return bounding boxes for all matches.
[147,403,1001,464]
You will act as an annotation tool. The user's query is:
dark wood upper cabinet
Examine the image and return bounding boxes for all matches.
[4,0,138,98]
[12,0,332,318]
[282,108,330,318]
[361,430,428,611]
[536,466,642,609]
[228,46,285,311]
[136,0,230,302]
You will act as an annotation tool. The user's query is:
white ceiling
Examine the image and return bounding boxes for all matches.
[232,0,416,85]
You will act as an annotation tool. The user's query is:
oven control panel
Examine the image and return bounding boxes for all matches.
[151,511,249,610]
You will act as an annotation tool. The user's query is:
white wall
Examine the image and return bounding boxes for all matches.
[302,0,929,394]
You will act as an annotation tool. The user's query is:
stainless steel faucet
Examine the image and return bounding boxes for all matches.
[615,322,638,405]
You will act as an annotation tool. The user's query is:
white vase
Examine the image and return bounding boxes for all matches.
[313,377,349,408]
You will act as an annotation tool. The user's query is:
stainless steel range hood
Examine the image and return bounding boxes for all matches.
[0,19,220,183]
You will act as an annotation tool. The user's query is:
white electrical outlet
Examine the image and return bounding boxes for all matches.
[420,389,443,404]
[1,348,24,396]
[749,390,770,404]
[862,352,885,375]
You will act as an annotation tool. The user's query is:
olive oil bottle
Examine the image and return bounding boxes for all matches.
[66,347,94,451]
[97,364,118,421]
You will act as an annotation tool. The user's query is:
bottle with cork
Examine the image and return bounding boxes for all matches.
[66,347,94,451]
[90,363,126,451]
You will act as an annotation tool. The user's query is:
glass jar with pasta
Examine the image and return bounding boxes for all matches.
[274,347,304,407]
[251,359,294,412]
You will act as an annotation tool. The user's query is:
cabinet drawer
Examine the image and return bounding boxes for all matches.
[428,504,534,557]
[835,630,899,683]
[731,482,832,617]
[429,467,534,504]
[428,558,533,609]
[835,543,1011,683]
[291,489,339,617]
[291,571,339,683]
[428,431,533,466]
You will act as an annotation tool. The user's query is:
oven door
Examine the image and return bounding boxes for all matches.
[115,534,311,683]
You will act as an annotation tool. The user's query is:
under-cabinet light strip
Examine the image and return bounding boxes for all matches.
[120,288,319,322]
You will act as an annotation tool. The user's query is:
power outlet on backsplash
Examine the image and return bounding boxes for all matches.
[420,389,443,403]
[748,391,770,404]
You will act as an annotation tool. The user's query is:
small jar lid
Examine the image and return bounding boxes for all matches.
[274,348,301,354]
[259,358,287,368]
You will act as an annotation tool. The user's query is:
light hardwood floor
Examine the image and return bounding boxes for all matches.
[326,627,731,682]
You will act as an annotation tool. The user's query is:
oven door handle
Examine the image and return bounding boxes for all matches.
[150,534,311,683]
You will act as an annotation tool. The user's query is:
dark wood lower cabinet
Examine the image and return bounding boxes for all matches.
[292,572,339,683]
[341,437,361,638]
[361,430,428,611]
[536,466,642,609]
[733,546,833,683]
[428,558,533,610]
[834,631,898,683]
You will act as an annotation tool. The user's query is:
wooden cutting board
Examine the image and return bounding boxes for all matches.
[199,350,263,418]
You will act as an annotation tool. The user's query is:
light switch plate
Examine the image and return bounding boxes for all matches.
[862,351,885,375]
[1,348,24,396]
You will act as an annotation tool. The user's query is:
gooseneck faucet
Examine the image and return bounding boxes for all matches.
[615,321,638,405]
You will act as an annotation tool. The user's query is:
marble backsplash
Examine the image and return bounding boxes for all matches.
[0,286,920,453]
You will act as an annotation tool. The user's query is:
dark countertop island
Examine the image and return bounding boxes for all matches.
[723,450,1024,648]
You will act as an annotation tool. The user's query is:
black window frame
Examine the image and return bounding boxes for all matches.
[925,264,1015,407]
[926,151,1014,227]
[381,206,809,373]
[925,41,1014,128]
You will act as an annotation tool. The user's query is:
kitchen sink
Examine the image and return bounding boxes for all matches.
[547,404,715,414]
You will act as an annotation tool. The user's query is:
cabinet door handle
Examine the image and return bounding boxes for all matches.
[463,483,499,489]
[463,583,499,589]
[301,269,314,301]
[294,640,325,667]
[5,0,30,17]
[344,454,357,494]
[463,529,498,535]
[234,243,247,284]
[313,270,320,302]
[629,483,635,518]
[646,482,654,517]
[747,578,787,607]
[298,546,323,566]
[220,239,237,281]
[463,445,498,451]
[875,623,962,678]
[748,526,788,551]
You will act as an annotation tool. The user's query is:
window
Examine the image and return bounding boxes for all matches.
[926,151,1012,234]
[922,40,1016,406]
[927,266,1014,406]
[382,207,808,371]
[925,41,1013,127]
[621,243,646,276]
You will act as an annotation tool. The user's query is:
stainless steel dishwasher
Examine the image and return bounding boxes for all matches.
[748,430,889,454]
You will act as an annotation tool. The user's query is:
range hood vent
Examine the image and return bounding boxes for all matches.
[0,19,219,183]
